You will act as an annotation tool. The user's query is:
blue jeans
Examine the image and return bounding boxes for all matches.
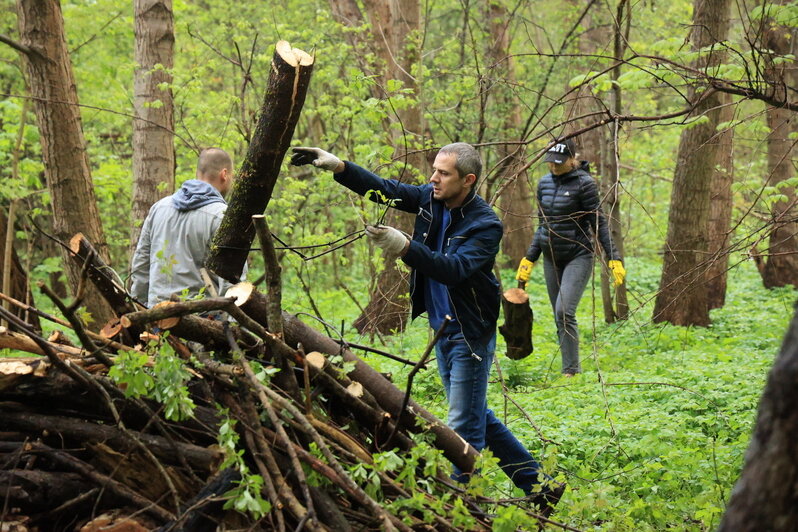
[436,331,545,493]
[543,254,594,374]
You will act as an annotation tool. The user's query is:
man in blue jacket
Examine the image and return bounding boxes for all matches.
[291,143,563,513]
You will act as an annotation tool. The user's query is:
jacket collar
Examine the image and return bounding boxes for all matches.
[429,188,478,219]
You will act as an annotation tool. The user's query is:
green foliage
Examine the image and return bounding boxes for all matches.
[3,0,798,529]
[348,257,795,531]
[216,414,272,518]
[108,336,195,421]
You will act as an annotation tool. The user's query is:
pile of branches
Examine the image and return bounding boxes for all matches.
[0,234,570,532]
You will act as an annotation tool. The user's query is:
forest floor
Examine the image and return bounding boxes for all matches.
[298,257,795,531]
[3,256,793,531]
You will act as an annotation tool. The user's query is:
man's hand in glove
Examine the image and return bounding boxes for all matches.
[365,225,410,258]
[608,260,626,287]
[516,258,535,283]
[290,147,344,172]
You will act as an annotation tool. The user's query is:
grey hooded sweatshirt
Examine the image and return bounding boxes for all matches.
[130,179,232,308]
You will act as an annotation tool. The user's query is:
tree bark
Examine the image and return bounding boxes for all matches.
[15,0,114,326]
[350,0,426,336]
[706,93,735,309]
[718,303,798,531]
[70,233,139,317]
[760,8,798,288]
[0,469,98,513]
[130,0,175,257]
[4,409,223,472]
[599,0,630,322]
[205,41,314,283]
[498,286,533,360]
[652,0,731,326]
[483,0,535,267]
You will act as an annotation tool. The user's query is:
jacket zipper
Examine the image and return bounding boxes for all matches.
[441,204,482,361]
[409,194,435,305]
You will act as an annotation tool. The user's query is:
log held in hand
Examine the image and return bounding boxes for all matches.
[205,41,314,283]
[499,283,533,360]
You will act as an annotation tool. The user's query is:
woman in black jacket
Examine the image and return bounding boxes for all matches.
[515,138,626,376]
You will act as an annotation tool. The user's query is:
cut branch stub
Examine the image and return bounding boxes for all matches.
[225,282,270,329]
[150,301,180,330]
[206,41,314,282]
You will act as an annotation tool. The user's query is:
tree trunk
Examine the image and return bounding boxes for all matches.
[717,303,798,531]
[349,0,425,335]
[15,0,114,327]
[760,9,798,288]
[130,0,175,257]
[562,3,629,322]
[483,0,534,267]
[706,93,735,309]
[652,0,731,326]
[205,41,314,283]
[600,1,630,322]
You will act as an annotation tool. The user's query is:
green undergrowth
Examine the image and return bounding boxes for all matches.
[306,256,794,531]
[4,253,793,530]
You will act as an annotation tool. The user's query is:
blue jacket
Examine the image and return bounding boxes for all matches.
[335,162,503,344]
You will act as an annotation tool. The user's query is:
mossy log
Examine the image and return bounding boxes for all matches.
[205,41,314,282]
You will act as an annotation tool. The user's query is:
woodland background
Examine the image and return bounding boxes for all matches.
[1,0,798,530]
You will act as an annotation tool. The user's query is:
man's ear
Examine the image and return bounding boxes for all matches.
[464,173,477,188]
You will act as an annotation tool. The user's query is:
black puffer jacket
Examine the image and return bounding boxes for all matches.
[525,162,619,264]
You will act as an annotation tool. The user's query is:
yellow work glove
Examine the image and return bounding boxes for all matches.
[516,258,535,283]
[608,260,626,286]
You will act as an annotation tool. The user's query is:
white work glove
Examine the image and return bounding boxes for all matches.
[290,147,343,172]
[365,225,409,258]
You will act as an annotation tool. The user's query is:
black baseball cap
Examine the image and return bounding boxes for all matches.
[543,138,576,164]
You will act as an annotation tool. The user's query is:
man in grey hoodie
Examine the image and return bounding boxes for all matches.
[130,148,234,308]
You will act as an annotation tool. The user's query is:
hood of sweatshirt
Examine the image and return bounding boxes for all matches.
[171,179,226,211]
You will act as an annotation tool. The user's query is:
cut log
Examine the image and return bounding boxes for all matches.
[499,286,534,360]
[205,41,314,282]
[282,312,479,473]
[225,282,269,328]
[0,469,97,513]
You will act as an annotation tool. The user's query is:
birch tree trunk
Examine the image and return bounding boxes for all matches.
[16,0,114,326]
[652,0,731,326]
[130,0,175,256]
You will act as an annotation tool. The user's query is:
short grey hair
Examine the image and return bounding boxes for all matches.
[438,142,482,180]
